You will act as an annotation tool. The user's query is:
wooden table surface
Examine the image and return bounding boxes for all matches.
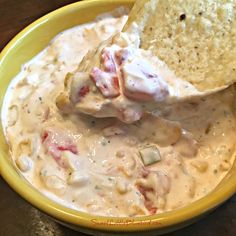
[0,0,236,235]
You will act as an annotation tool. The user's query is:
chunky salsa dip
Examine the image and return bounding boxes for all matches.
[2,9,236,217]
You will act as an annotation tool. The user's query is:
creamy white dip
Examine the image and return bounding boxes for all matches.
[2,9,236,217]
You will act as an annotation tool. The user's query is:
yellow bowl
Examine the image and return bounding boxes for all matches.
[0,0,236,235]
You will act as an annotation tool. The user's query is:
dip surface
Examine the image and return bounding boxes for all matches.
[2,9,236,217]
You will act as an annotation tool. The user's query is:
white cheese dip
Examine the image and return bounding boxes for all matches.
[2,9,236,217]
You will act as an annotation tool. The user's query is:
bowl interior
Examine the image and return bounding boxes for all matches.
[0,0,236,234]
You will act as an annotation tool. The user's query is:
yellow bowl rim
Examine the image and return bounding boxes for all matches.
[0,0,236,233]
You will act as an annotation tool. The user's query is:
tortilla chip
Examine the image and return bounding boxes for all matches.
[124,0,236,91]
[122,0,155,32]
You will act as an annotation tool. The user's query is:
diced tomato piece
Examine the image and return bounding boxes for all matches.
[89,47,121,98]
[146,206,158,215]
[90,67,120,98]
[137,185,154,198]
[78,86,90,98]
[113,76,120,91]
[57,144,78,154]
[101,49,116,73]
[121,61,169,102]
[41,130,78,168]
[41,131,49,143]
[115,49,130,65]
[137,185,158,214]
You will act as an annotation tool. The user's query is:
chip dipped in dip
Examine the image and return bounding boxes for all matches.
[2,5,236,217]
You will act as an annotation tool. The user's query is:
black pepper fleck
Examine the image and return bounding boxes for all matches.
[179,14,186,21]
[205,123,212,134]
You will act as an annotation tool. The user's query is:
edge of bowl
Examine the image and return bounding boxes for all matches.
[0,0,236,233]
